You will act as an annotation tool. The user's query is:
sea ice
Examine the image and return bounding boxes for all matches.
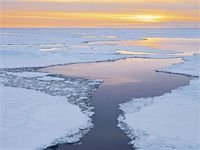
[0,85,91,150]
[0,70,102,150]
[118,54,200,150]
[158,54,200,77]
[1,28,199,68]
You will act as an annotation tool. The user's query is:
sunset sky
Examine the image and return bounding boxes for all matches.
[0,0,199,28]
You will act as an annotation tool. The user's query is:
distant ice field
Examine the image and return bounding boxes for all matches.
[0,28,199,68]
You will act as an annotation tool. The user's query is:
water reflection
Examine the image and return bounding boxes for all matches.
[87,38,200,56]
[41,58,182,85]
[117,50,153,55]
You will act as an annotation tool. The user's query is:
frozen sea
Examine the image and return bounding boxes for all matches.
[0,28,199,150]
[1,28,199,68]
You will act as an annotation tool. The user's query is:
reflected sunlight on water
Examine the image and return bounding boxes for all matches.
[130,38,200,53]
[117,50,153,55]
[87,38,200,56]
[41,58,182,85]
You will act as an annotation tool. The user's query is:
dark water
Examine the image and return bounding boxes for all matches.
[44,58,191,150]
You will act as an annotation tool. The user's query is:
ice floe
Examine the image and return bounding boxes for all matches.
[118,54,200,150]
[0,70,102,150]
[1,28,199,68]
[0,85,91,150]
[158,54,200,77]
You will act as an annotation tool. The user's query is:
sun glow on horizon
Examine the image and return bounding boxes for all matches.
[115,15,164,22]
[132,15,164,22]
[1,0,199,28]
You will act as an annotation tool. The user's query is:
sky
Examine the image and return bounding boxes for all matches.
[0,0,199,28]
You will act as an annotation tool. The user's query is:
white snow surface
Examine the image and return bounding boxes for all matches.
[38,76,65,81]
[159,54,200,77]
[1,28,199,68]
[119,54,200,150]
[0,85,91,150]
[0,70,102,150]
[7,72,49,77]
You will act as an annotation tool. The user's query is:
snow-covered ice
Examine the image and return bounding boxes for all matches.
[0,85,91,150]
[1,28,199,68]
[158,54,200,77]
[118,54,200,150]
[38,76,65,81]
[0,70,102,150]
[7,72,49,78]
